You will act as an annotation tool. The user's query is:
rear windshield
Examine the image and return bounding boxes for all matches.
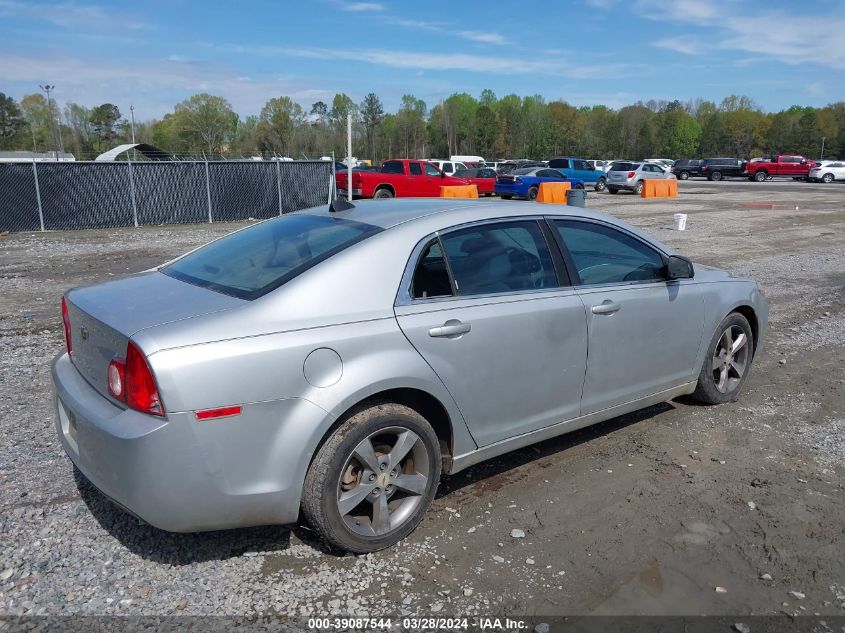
[163,214,382,300]
[511,168,535,175]
[609,162,637,171]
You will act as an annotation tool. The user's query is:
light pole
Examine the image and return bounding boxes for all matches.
[39,84,65,158]
[130,105,136,144]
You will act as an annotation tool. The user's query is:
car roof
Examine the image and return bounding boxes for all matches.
[297,198,667,244]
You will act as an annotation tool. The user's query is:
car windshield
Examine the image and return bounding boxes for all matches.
[163,214,382,300]
[609,162,636,171]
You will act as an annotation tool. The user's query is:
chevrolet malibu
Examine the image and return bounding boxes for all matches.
[53,199,767,552]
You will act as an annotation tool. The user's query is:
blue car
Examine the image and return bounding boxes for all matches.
[495,167,585,200]
[548,157,607,192]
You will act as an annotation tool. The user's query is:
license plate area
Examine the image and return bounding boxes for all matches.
[58,399,79,452]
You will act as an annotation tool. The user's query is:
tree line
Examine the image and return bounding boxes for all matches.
[1,89,843,162]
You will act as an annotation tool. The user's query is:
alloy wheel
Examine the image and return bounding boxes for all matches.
[336,426,430,537]
[711,325,750,393]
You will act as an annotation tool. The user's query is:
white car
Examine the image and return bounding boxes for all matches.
[808,160,845,183]
[426,159,467,176]
[586,160,610,172]
[646,158,675,171]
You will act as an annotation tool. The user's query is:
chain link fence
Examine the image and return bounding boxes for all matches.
[0,160,333,232]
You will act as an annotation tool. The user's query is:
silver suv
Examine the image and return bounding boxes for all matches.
[606,161,672,195]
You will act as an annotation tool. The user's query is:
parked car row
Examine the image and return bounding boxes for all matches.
[668,154,843,183]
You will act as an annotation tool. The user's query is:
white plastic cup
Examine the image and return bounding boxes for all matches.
[673,213,687,231]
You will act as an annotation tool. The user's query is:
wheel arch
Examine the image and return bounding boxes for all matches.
[731,304,760,358]
[374,183,396,196]
[310,384,468,476]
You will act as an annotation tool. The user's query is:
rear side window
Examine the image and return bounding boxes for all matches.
[424,163,441,176]
[553,220,665,285]
[409,162,423,175]
[443,162,453,172]
[382,161,404,174]
[164,214,381,300]
[441,221,557,296]
[411,240,453,299]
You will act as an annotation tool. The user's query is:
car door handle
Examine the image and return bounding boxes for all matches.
[429,320,471,338]
[591,301,621,315]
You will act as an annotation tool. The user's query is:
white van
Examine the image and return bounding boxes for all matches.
[450,155,486,166]
[427,159,467,176]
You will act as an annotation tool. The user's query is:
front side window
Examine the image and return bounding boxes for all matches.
[410,240,453,299]
[164,214,381,300]
[573,160,589,170]
[424,163,441,176]
[553,220,665,286]
[440,221,557,296]
[409,162,423,176]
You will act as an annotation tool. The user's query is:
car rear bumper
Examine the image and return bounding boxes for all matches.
[337,188,362,197]
[494,183,528,197]
[52,353,327,532]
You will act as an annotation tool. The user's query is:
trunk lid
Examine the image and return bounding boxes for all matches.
[66,271,244,398]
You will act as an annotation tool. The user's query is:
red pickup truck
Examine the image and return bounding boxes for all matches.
[745,155,815,181]
[335,159,468,199]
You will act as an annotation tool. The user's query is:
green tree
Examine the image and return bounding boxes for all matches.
[257,96,304,155]
[0,92,26,149]
[19,93,54,152]
[172,93,236,155]
[89,103,123,151]
[359,92,384,161]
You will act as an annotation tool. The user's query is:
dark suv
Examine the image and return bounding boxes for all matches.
[700,157,746,181]
[672,159,702,180]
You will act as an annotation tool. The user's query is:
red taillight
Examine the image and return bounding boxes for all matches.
[61,296,72,355]
[124,342,164,417]
[701,165,708,171]
[352,172,363,186]
[627,171,635,179]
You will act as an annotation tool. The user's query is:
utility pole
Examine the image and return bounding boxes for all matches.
[820,136,825,161]
[347,113,353,202]
[130,105,136,143]
[39,84,65,158]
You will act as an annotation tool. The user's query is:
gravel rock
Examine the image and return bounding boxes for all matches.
[510,529,526,539]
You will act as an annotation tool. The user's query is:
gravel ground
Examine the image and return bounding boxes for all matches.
[1,180,843,623]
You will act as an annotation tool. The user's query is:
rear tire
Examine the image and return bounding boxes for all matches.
[594,178,606,192]
[691,312,754,405]
[753,171,767,182]
[822,173,834,183]
[373,188,394,199]
[302,403,441,553]
[527,186,539,201]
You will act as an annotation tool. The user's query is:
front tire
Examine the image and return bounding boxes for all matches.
[691,313,754,405]
[594,177,606,192]
[302,403,441,553]
[527,186,539,201]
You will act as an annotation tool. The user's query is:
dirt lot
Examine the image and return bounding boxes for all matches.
[1,180,843,622]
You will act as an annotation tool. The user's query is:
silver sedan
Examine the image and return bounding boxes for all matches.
[53,199,767,552]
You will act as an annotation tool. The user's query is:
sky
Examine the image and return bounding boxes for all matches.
[1,0,844,121]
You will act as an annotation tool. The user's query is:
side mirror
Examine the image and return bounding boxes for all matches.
[666,255,694,280]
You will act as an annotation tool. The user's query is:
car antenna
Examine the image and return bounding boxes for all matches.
[329,198,355,213]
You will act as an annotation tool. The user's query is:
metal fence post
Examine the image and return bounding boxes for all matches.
[32,160,45,232]
[204,158,213,223]
[127,157,139,228]
[275,159,283,216]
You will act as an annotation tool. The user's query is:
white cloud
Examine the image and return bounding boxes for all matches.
[653,37,704,55]
[0,0,146,30]
[458,31,508,45]
[216,43,646,80]
[342,2,384,11]
[0,53,333,117]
